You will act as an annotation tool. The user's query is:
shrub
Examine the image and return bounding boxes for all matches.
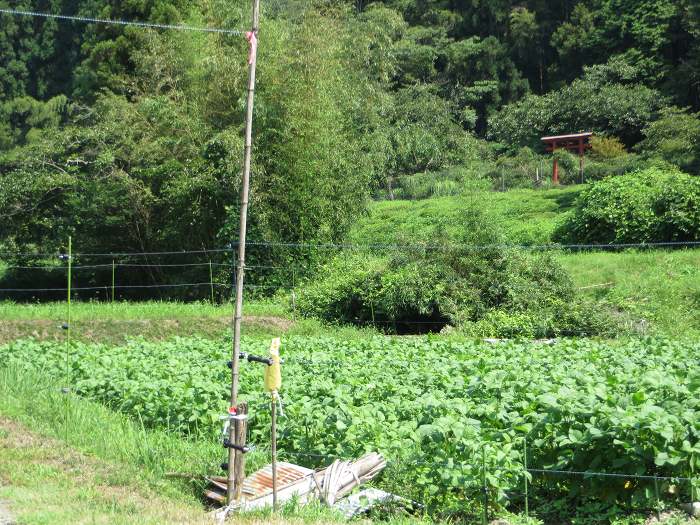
[294,253,386,324]
[582,154,672,181]
[458,299,620,339]
[459,310,548,338]
[386,166,491,200]
[486,147,548,190]
[297,240,616,336]
[589,135,627,159]
[553,167,700,244]
[296,250,475,333]
[489,73,664,148]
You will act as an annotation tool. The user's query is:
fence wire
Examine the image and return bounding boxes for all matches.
[264,447,697,522]
[2,239,700,259]
[0,7,246,35]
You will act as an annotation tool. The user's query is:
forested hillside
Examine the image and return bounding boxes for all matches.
[1,0,699,257]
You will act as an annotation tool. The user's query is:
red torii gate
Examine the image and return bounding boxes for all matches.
[541,132,592,184]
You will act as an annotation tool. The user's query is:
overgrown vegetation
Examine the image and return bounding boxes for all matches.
[554,168,700,245]
[298,199,619,336]
[296,248,616,337]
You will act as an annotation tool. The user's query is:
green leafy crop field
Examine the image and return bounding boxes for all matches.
[2,335,698,520]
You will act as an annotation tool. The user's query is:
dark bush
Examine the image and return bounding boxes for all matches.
[296,246,618,336]
[297,201,617,336]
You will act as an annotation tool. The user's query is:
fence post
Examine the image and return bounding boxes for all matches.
[654,475,660,521]
[111,259,116,303]
[523,436,529,517]
[64,235,72,443]
[209,260,215,304]
[67,236,72,343]
[291,268,296,320]
[481,446,488,525]
[691,460,696,503]
[460,461,467,520]
[271,395,278,511]
[232,401,248,501]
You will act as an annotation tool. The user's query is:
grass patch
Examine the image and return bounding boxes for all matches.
[0,422,210,524]
[0,299,286,321]
[0,299,382,344]
[0,364,227,487]
[0,365,218,524]
[349,185,583,246]
[559,249,700,336]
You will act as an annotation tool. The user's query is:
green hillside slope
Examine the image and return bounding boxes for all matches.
[349,186,583,246]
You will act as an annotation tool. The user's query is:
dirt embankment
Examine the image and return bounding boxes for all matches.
[0,315,293,345]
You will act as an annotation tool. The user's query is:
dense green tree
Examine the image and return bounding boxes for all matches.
[387,85,477,174]
[0,3,387,262]
[0,94,67,148]
[596,0,679,82]
[252,9,379,243]
[549,4,597,83]
[489,61,665,148]
[668,1,700,109]
[508,7,542,90]
[637,107,700,174]
[444,35,527,132]
[393,25,444,84]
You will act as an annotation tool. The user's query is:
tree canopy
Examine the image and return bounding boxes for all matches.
[0,0,699,265]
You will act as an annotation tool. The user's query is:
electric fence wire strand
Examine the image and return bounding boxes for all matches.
[2,262,279,270]
[2,239,699,259]
[0,7,246,35]
[240,239,700,251]
[271,450,697,483]
[273,450,696,483]
[0,282,254,292]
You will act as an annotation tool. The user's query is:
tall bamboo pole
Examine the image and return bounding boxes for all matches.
[227,0,260,505]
